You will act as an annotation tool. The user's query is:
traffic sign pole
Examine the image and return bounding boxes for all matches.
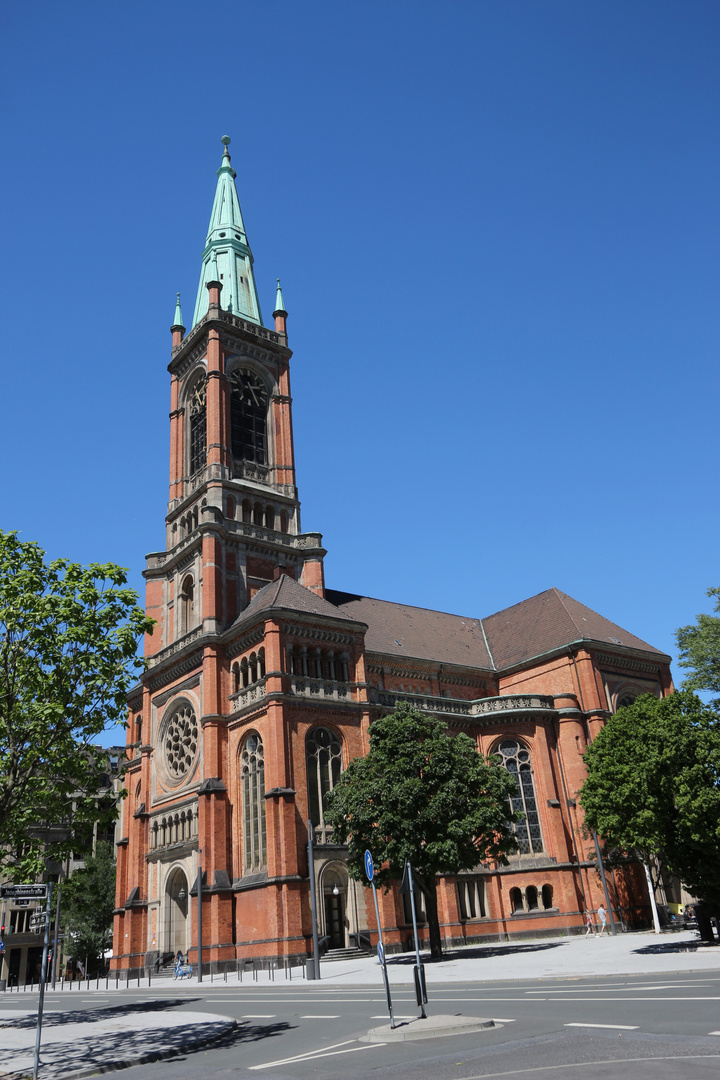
[365,850,395,1029]
[33,882,52,1080]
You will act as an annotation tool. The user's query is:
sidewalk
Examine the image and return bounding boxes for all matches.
[0,1004,236,1080]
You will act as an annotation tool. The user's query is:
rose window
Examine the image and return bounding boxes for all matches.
[165,706,199,780]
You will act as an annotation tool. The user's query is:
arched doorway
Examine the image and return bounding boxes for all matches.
[321,865,348,949]
[165,867,189,955]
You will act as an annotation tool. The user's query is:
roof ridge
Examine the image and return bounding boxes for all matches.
[329,588,482,624]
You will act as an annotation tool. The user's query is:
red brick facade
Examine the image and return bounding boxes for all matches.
[111,161,672,975]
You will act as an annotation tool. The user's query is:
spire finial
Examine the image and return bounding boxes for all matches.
[221,135,231,160]
[209,249,219,282]
[273,278,287,316]
[172,292,184,329]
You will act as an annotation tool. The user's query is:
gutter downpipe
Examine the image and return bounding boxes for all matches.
[570,650,617,936]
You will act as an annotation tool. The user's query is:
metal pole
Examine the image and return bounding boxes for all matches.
[51,883,62,989]
[33,883,53,1080]
[592,831,617,936]
[406,862,426,1019]
[197,848,203,982]
[307,821,320,980]
[370,877,395,1028]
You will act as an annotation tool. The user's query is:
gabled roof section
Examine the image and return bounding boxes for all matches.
[481,587,668,670]
[232,576,362,630]
[192,136,263,328]
[326,590,494,670]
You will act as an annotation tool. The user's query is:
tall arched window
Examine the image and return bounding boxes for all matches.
[241,734,266,872]
[188,377,207,476]
[496,739,544,855]
[230,368,268,465]
[306,727,343,828]
[179,576,194,635]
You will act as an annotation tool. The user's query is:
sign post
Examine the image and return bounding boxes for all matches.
[400,860,427,1018]
[365,850,395,1029]
[1,885,52,1079]
[307,822,321,980]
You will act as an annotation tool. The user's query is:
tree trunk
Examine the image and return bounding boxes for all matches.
[422,876,443,959]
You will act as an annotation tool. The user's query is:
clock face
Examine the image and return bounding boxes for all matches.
[231,368,268,408]
[189,377,207,414]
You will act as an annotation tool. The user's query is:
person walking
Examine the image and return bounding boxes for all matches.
[585,910,595,936]
[598,904,608,936]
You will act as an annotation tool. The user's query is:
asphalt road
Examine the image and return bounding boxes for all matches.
[4,969,720,1079]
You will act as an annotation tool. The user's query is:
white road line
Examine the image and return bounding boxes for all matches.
[246,1038,357,1068]
[491,1018,517,1023]
[708,1031,720,1036]
[526,985,701,993]
[242,1014,277,1018]
[250,1043,385,1069]
[299,1014,341,1018]
[565,1022,639,1030]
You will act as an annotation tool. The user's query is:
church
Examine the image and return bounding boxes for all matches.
[112,138,673,973]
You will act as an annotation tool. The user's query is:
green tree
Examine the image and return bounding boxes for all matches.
[579,691,720,910]
[59,841,116,973]
[676,587,720,704]
[323,704,519,958]
[0,531,152,877]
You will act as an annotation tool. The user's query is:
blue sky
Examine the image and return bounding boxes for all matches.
[1,1,718,727]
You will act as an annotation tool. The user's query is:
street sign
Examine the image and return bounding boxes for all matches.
[377,941,384,964]
[0,885,47,900]
[364,850,374,881]
[14,898,31,908]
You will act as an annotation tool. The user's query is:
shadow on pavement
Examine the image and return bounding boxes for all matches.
[633,939,709,954]
[4,997,196,1028]
[387,941,565,965]
[6,1017,293,1080]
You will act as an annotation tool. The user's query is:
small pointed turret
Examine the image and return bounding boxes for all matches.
[273,278,288,336]
[192,137,263,328]
[171,292,185,346]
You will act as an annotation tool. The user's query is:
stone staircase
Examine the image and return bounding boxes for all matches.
[322,946,371,963]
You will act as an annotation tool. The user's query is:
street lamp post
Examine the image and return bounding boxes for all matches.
[197,848,203,983]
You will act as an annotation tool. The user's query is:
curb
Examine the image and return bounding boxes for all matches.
[361,1014,496,1043]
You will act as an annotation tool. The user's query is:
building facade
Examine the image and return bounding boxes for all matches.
[112,139,673,973]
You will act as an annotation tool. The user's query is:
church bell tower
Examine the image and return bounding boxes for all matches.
[144,136,326,657]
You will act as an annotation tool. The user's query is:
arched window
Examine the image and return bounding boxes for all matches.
[253,502,264,526]
[179,576,195,635]
[617,692,638,710]
[227,496,235,519]
[306,727,343,828]
[280,511,288,533]
[241,734,266,872]
[230,368,268,465]
[242,499,251,523]
[510,886,524,913]
[232,663,240,693]
[265,506,275,530]
[496,739,544,855]
[541,884,553,909]
[188,377,207,476]
[258,648,265,678]
[241,657,249,688]
[249,652,258,684]
[525,885,539,910]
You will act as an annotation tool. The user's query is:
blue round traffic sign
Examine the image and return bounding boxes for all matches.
[364,849,374,881]
[377,941,384,964]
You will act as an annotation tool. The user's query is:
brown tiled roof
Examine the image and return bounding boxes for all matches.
[325,590,494,670]
[481,587,668,669]
[232,576,361,629]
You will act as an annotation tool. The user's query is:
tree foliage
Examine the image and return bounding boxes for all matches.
[323,704,519,957]
[676,587,720,704]
[579,691,720,907]
[59,841,116,972]
[0,531,152,876]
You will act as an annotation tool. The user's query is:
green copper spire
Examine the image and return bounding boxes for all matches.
[273,278,287,315]
[172,292,184,329]
[192,136,264,328]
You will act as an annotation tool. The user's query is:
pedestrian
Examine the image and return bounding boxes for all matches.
[598,904,608,936]
[176,949,184,966]
[585,910,595,936]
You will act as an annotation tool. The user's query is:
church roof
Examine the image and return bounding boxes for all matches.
[326,586,667,672]
[481,587,668,669]
[325,590,494,670]
[232,575,363,629]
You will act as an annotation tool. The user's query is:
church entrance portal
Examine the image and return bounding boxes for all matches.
[322,866,348,949]
[164,867,189,956]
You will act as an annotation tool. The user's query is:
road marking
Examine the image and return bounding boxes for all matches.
[246,1038,358,1068]
[250,1043,385,1069]
[708,1031,720,1036]
[300,1013,341,1018]
[491,1018,517,1023]
[242,1014,277,1018]
[565,1022,639,1030]
[526,985,702,993]
[371,1015,416,1019]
